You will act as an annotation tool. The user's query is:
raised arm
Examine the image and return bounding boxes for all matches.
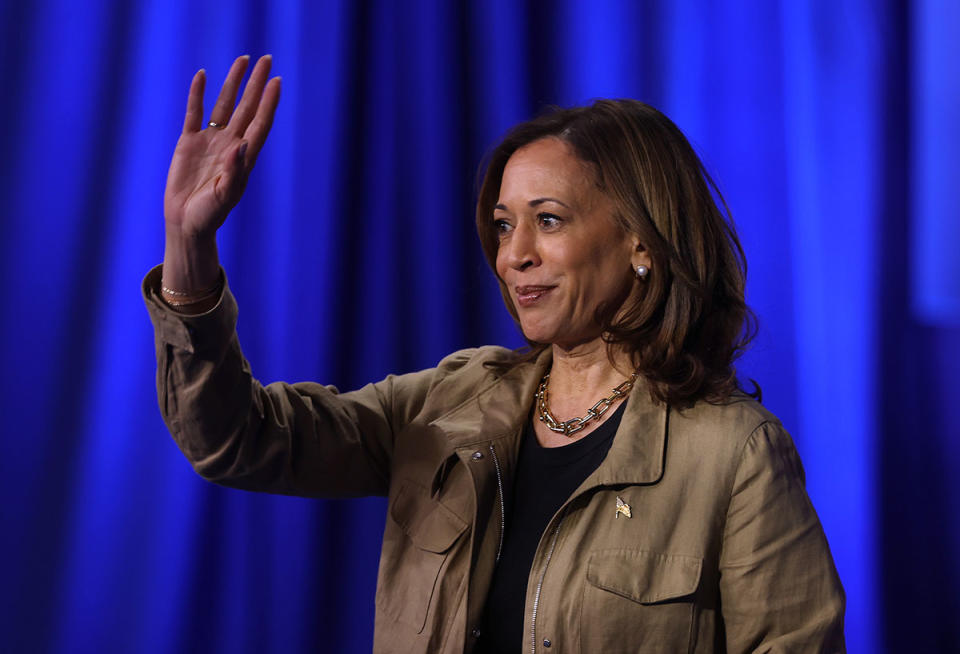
[146,56,409,497]
[161,54,281,313]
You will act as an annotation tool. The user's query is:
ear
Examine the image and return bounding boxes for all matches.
[630,235,652,270]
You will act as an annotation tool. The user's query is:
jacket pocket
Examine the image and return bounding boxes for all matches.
[581,549,703,653]
[377,480,468,634]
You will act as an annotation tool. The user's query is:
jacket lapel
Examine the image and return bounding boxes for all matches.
[580,380,669,488]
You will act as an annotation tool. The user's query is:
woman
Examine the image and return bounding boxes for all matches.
[145,54,845,653]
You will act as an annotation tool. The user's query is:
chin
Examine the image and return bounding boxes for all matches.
[518,323,555,345]
[520,324,581,348]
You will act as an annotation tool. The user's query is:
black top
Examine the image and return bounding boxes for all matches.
[477,400,627,653]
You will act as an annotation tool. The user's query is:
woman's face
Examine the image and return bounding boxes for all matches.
[494,137,645,349]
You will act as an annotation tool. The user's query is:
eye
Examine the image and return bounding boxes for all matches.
[537,212,563,229]
[493,218,513,237]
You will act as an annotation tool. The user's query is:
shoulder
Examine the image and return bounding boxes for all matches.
[425,345,528,397]
[433,345,519,374]
[390,345,527,413]
[672,392,782,442]
[666,393,799,477]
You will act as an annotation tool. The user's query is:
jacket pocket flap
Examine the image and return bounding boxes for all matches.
[390,481,468,553]
[587,549,702,604]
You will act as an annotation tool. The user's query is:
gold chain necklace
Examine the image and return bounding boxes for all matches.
[535,371,639,437]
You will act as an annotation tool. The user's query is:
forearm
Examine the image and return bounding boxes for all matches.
[161,226,222,313]
[143,265,398,496]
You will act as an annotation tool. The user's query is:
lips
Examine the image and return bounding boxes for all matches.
[515,285,555,307]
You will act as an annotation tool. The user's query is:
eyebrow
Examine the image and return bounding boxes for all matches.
[494,197,571,211]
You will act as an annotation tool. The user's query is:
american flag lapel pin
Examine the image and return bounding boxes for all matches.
[615,495,632,519]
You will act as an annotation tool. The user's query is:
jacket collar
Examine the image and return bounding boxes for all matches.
[430,347,668,486]
[586,378,667,486]
[429,347,552,448]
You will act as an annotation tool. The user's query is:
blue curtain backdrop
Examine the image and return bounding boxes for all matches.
[1,1,957,652]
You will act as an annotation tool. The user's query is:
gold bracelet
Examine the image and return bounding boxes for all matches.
[160,273,223,306]
[160,286,222,306]
[161,293,220,308]
[161,277,222,297]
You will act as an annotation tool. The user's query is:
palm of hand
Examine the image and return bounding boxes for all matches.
[165,129,245,236]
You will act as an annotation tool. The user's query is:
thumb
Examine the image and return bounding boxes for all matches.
[217,140,250,202]
[232,140,251,189]
[236,140,249,169]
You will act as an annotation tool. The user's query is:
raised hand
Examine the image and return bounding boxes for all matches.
[164,54,281,238]
[160,55,281,303]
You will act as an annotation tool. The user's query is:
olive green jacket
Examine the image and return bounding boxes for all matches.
[143,265,845,653]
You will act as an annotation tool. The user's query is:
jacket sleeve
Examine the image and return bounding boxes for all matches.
[142,264,448,498]
[718,420,846,653]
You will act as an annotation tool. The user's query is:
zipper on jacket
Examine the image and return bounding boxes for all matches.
[489,443,505,563]
[530,508,567,654]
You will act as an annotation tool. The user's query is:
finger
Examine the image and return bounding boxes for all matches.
[241,76,282,163]
[182,69,206,134]
[208,55,250,126]
[229,54,273,135]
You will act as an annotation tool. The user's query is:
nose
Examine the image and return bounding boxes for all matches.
[500,220,540,272]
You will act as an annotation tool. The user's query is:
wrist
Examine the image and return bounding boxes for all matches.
[164,221,217,248]
[159,268,224,312]
[162,226,221,295]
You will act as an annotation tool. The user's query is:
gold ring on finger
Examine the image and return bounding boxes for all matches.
[207,121,227,129]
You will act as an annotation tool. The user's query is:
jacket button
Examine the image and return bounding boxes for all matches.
[471,451,484,460]
[543,638,552,647]
[471,627,481,638]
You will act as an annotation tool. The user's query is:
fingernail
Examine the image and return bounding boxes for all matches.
[238,142,248,161]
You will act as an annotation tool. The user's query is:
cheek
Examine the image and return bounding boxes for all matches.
[579,247,618,284]
[582,249,631,298]
[494,250,507,280]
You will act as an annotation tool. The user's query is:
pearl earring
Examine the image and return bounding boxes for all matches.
[635,264,649,279]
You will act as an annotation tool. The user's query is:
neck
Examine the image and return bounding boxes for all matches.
[547,338,634,414]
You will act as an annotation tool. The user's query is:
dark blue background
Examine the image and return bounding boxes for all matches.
[1,1,957,652]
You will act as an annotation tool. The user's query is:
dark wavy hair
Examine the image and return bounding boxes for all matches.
[475,99,759,407]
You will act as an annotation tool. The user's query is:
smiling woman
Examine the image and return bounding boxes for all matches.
[477,100,758,410]
[492,138,641,352]
[144,59,845,653]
